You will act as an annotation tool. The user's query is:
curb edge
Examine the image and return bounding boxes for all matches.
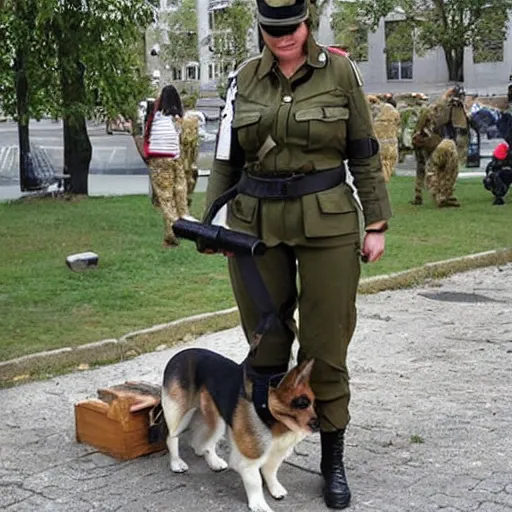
[1,248,511,383]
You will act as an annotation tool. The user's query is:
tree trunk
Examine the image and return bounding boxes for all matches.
[58,38,92,194]
[15,48,34,192]
[444,47,464,82]
[62,114,91,194]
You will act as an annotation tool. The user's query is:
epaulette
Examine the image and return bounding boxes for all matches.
[325,46,364,87]
[327,46,348,57]
[227,54,262,82]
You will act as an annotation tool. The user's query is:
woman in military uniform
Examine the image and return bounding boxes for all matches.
[205,0,391,508]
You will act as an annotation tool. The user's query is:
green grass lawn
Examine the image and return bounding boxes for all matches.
[0,177,509,361]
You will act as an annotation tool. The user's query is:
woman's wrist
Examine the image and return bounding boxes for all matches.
[365,222,388,234]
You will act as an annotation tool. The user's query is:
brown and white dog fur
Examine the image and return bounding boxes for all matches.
[161,348,318,512]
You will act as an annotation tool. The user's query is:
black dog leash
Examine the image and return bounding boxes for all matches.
[173,184,280,345]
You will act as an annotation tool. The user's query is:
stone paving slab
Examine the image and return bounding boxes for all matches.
[1,265,512,511]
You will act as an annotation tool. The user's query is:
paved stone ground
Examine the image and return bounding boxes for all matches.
[1,265,512,512]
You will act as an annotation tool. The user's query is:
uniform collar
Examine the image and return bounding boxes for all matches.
[257,34,327,79]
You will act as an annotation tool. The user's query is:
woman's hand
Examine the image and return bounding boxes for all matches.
[362,232,385,263]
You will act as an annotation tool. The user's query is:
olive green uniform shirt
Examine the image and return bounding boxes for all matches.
[206,35,392,240]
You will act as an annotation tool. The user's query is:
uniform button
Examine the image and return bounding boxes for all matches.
[282,95,292,103]
[318,52,326,64]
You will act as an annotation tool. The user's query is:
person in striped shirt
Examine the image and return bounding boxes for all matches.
[145,85,190,247]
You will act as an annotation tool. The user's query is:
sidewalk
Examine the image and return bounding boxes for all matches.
[0,174,151,202]
[0,167,487,203]
[1,264,511,511]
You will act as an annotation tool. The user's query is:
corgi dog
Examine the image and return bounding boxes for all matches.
[161,347,318,512]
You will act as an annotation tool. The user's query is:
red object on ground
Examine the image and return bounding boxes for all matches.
[493,142,509,160]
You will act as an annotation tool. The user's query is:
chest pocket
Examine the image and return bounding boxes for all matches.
[233,112,262,156]
[294,106,350,151]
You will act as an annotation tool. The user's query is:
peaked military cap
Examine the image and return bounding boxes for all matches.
[256,0,309,26]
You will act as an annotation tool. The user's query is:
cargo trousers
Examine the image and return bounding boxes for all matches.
[226,186,361,431]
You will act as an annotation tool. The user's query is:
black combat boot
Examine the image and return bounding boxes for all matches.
[320,429,351,509]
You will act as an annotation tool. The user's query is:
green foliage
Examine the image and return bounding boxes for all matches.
[182,89,199,109]
[212,0,254,68]
[331,2,369,62]
[384,20,413,63]
[159,0,199,67]
[211,0,254,96]
[331,0,512,79]
[40,0,154,121]
[0,0,154,122]
[472,8,508,64]
[0,0,59,120]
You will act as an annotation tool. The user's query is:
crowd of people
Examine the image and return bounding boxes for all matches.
[136,79,511,249]
[368,87,512,206]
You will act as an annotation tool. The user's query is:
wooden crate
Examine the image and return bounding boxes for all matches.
[75,382,167,460]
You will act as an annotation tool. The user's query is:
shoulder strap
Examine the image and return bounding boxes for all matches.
[327,46,364,87]
[230,54,262,79]
[327,46,348,57]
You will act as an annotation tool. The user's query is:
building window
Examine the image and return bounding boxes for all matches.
[208,63,220,80]
[211,30,234,55]
[186,63,199,80]
[207,62,234,81]
[385,20,413,80]
[473,37,504,64]
[172,67,183,81]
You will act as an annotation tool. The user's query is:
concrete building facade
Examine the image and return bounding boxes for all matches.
[147,0,512,96]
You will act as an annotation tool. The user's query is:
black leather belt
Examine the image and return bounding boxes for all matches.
[238,167,345,199]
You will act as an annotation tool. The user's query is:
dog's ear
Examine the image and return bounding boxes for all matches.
[295,359,314,385]
[293,359,315,388]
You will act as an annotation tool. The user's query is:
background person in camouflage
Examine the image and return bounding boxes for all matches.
[144,85,190,246]
[411,87,468,207]
[368,95,401,182]
[376,92,397,108]
[395,93,429,204]
[396,93,429,164]
[179,112,201,207]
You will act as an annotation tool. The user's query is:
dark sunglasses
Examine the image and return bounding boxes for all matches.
[260,23,300,38]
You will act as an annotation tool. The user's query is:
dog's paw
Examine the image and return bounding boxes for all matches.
[206,454,228,472]
[268,481,287,500]
[248,500,274,512]
[170,458,189,473]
